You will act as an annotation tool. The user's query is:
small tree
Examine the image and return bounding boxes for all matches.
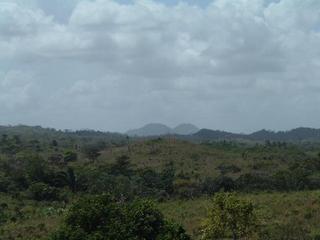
[201,193,258,240]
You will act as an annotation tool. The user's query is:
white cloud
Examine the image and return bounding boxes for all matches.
[0,70,37,110]
[0,0,320,132]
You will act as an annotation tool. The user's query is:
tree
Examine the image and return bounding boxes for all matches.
[51,194,190,240]
[201,193,258,240]
[54,167,78,192]
[25,154,49,183]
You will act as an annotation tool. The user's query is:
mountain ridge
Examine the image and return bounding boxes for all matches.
[126,123,199,136]
[2,124,320,142]
[192,127,320,142]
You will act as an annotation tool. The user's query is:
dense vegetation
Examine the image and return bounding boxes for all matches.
[1,125,320,239]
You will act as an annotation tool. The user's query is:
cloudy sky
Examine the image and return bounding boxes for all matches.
[1,0,320,133]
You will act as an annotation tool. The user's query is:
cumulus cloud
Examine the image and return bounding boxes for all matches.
[0,0,320,132]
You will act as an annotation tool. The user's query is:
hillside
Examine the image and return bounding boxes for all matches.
[100,137,317,181]
[0,125,126,146]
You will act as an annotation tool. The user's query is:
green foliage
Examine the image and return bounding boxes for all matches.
[0,172,10,193]
[24,154,49,183]
[216,164,241,175]
[63,151,78,162]
[201,193,258,240]
[82,144,102,162]
[54,167,79,192]
[200,176,235,195]
[0,202,9,225]
[28,182,60,201]
[51,194,190,240]
[160,162,175,194]
[236,173,272,191]
[111,155,133,176]
[126,199,164,239]
[158,221,190,240]
[259,218,311,240]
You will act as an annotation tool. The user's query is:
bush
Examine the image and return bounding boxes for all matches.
[216,164,241,175]
[28,182,60,201]
[174,180,201,199]
[0,172,10,192]
[63,151,78,163]
[51,194,190,240]
[201,176,235,195]
[236,173,272,191]
[201,192,258,240]
[159,221,190,240]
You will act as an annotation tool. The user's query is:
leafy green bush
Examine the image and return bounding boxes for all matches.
[51,194,190,240]
[28,182,60,201]
[63,151,78,163]
[0,172,10,192]
[201,192,258,240]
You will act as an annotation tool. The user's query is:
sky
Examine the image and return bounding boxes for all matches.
[1,0,320,133]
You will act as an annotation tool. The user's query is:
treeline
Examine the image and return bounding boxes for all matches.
[2,133,320,203]
[2,151,320,204]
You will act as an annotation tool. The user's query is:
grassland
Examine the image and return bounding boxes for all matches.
[99,138,309,179]
[2,191,320,239]
[160,191,320,239]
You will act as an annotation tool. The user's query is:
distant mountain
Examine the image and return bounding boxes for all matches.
[192,129,244,140]
[0,125,125,143]
[3,124,320,142]
[173,124,199,135]
[247,128,320,141]
[191,127,320,142]
[126,123,172,137]
[126,123,199,137]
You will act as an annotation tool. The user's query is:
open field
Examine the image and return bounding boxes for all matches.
[160,191,320,239]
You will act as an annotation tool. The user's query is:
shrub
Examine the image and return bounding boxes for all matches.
[51,194,190,240]
[28,182,60,201]
[201,192,258,240]
[236,173,272,191]
[63,151,78,163]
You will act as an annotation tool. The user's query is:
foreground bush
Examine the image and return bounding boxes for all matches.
[51,194,190,240]
[201,192,258,240]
